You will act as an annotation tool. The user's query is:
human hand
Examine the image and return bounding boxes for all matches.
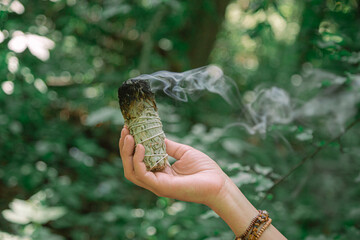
[119,127,286,239]
[119,126,228,206]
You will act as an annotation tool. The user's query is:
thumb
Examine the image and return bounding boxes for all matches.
[165,139,192,160]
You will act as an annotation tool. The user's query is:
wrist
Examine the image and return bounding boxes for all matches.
[207,176,258,236]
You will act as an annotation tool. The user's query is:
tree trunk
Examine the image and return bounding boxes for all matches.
[185,0,231,68]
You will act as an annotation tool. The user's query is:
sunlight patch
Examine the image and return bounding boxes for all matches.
[8,31,55,61]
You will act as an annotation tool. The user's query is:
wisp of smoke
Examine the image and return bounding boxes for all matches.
[129,65,294,135]
[127,65,359,137]
[294,69,360,136]
[226,87,293,134]
[130,65,242,107]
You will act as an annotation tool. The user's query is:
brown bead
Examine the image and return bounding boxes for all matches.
[235,210,271,240]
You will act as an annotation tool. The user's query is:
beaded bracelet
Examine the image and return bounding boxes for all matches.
[235,210,262,240]
[248,217,272,240]
[255,218,272,239]
[235,210,270,240]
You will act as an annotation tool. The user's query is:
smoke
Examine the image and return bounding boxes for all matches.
[131,65,242,107]
[250,87,293,125]
[294,69,360,136]
[129,65,358,136]
[130,65,293,135]
[226,87,293,135]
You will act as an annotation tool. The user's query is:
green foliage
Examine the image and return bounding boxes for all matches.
[1,0,360,239]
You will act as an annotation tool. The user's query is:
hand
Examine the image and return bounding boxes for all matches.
[119,126,228,206]
[119,127,287,239]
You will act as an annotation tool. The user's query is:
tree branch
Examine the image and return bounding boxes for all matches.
[259,117,360,205]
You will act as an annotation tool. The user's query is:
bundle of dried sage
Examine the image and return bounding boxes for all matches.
[118,79,167,172]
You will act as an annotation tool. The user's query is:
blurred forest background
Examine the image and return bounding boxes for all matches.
[1,0,360,239]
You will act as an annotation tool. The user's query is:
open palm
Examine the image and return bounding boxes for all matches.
[119,127,228,205]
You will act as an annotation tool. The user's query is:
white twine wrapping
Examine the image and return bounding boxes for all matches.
[128,107,167,171]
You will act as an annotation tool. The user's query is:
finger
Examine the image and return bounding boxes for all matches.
[120,137,151,189]
[122,135,135,158]
[133,144,146,174]
[121,135,135,179]
[128,144,160,194]
[165,139,192,160]
[120,135,159,192]
[119,127,130,153]
[133,144,160,189]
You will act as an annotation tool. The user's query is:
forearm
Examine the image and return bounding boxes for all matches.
[207,177,287,239]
